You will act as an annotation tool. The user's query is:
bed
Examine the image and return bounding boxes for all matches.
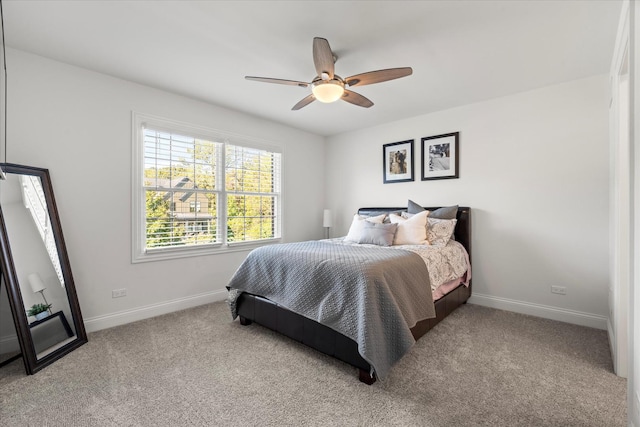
[227,206,471,384]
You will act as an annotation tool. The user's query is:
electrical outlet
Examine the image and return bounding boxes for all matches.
[551,286,567,295]
[112,288,127,298]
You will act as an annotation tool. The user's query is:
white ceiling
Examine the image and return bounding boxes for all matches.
[2,0,622,137]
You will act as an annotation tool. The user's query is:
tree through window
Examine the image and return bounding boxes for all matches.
[133,114,282,261]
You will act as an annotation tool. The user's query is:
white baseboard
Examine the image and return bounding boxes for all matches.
[83,289,228,333]
[468,293,608,330]
[83,290,609,334]
[0,333,19,354]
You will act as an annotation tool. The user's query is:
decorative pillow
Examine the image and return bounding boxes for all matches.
[407,199,458,219]
[357,222,398,246]
[382,210,405,223]
[427,217,457,246]
[389,210,429,245]
[344,213,386,242]
[407,199,424,214]
[430,206,458,220]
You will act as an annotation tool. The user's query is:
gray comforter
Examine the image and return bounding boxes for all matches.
[226,240,436,380]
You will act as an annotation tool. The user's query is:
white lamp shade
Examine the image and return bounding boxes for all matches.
[312,80,344,103]
[323,209,332,228]
[28,273,46,294]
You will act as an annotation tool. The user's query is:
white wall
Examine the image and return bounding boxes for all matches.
[2,49,325,333]
[0,48,610,339]
[630,0,640,424]
[326,75,610,328]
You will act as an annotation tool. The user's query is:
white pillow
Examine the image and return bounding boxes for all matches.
[427,217,457,246]
[388,210,429,245]
[344,213,386,242]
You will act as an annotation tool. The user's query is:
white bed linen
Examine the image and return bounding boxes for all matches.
[330,238,470,293]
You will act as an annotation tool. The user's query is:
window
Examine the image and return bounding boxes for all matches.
[20,175,65,286]
[226,145,281,243]
[132,113,282,262]
[189,201,201,213]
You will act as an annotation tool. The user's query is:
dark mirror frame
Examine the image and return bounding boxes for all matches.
[0,163,87,374]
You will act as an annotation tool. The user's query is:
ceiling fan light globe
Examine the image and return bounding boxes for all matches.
[312,80,344,103]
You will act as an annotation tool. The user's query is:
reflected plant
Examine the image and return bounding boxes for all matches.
[27,303,52,316]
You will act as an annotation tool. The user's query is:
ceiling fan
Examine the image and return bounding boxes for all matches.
[245,37,413,110]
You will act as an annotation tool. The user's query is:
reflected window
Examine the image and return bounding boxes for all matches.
[20,176,64,287]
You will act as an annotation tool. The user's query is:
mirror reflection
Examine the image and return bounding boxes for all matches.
[0,163,86,374]
[1,171,77,360]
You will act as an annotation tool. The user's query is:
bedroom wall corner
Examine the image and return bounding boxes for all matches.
[324,75,610,329]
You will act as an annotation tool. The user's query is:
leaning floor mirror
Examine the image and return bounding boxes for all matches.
[0,163,87,374]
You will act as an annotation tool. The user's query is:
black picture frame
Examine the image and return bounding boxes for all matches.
[421,132,459,181]
[383,139,414,184]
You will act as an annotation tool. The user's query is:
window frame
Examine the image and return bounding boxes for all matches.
[131,112,283,263]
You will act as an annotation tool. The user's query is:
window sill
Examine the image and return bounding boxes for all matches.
[132,238,281,263]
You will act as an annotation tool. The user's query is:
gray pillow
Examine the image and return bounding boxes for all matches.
[430,205,458,219]
[407,199,424,214]
[407,199,458,219]
[382,210,405,223]
[357,222,398,246]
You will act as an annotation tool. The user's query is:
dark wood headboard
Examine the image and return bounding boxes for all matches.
[357,206,471,265]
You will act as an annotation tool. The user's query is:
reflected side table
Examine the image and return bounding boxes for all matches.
[29,311,73,337]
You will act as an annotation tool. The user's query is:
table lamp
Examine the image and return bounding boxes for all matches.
[28,273,52,314]
[323,209,332,239]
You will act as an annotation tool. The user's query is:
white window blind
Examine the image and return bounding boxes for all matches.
[226,144,281,243]
[132,112,282,262]
[143,128,220,251]
[20,175,65,286]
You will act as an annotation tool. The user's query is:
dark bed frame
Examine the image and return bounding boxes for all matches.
[235,206,471,384]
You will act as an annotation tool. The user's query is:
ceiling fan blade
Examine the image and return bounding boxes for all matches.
[341,90,374,108]
[245,76,309,87]
[313,37,335,80]
[292,94,316,110]
[345,67,413,87]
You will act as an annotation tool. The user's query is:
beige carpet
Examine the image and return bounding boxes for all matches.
[0,301,627,426]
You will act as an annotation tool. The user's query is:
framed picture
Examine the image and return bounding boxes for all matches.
[383,139,414,184]
[421,132,459,181]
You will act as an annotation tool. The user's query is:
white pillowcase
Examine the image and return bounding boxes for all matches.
[388,210,429,245]
[344,213,386,242]
[427,217,457,246]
